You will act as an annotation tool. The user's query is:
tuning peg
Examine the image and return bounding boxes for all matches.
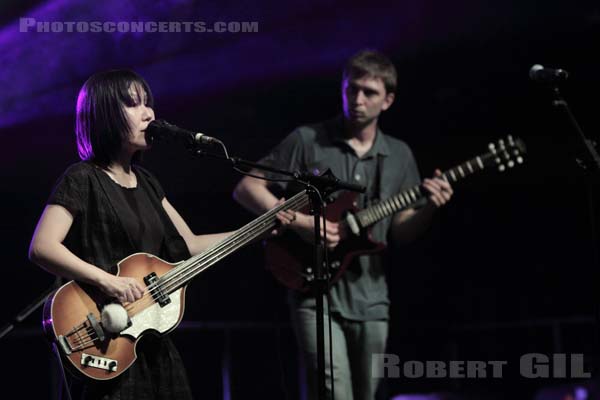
[498,164,506,172]
[513,149,524,164]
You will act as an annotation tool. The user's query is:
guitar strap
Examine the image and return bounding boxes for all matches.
[374,153,384,204]
[363,153,383,209]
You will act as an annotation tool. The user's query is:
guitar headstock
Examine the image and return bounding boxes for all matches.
[486,135,526,172]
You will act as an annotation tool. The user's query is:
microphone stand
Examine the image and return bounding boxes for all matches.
[546,84,600,375]
[194,148,365,400]
[550,86,600,172]
[0,277,61,340]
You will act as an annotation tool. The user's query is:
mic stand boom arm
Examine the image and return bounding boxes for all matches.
[194,149,365,400]
[551,86,600,172]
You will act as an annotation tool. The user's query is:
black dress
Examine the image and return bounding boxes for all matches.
[48,161,194,400]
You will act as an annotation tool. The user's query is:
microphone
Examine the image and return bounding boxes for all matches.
[529,64,569,83]
[146,119,219,147]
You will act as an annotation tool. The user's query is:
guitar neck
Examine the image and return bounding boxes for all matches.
[159,190,310,294]
[355,155,486,229]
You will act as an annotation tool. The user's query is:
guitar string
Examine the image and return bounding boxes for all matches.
[157,194,310,296]
[357,156,486,227]
[122,193,308,314]
[153,191,306,292]
[65,143,519,351]
[125,153,482,314]
[83,152,490,332]
[122,195,305,313]
[71,328,98,350]
[67,321,87,335]
[120,192,309,316]
[141,147,515,318]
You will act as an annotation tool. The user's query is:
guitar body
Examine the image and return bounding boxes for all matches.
[265,191,386,291]
[42,253,186,381]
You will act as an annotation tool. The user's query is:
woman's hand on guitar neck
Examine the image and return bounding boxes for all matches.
[270,198,298,237]
[98,272,146,304]
[290,213,346,249]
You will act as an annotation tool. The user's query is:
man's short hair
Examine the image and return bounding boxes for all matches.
[343,50,397,94]
[75,69,153,166]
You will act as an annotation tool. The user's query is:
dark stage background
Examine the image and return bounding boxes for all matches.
[1,1,600,399]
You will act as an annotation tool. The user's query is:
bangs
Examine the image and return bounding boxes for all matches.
[75,69,154,165]
[116,75,154,108]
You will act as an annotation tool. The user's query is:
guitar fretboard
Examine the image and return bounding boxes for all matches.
[157,190,310,294]
[355,155,486,229]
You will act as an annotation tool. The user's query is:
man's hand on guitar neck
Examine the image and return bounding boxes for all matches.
[290,213,348,249]
[422,169,453,207]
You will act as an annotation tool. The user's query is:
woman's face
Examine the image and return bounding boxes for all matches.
[123,82,154,153]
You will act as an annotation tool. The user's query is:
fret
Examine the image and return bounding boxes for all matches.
[337,136,525,232]
[397,193,406,208]
[370,208,378,223]
[375,204,385,219]
[466,160,474,173]
[449,169,457,182]
[383,200,394,215]
[408,188,417,202]
[370,207,379,222]
[368,210,376,225]
[387,198,397,213]
[367,210,375,226]
[390,196,400,212]
[376,203,385,218]
[392,195,402,211]
[367,207,376,222]
[400,192,409,205]
[476,156,484,169]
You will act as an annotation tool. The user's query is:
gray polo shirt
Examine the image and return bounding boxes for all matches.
[260,116,421,321]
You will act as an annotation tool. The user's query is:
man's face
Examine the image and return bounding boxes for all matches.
[342,75,395,126]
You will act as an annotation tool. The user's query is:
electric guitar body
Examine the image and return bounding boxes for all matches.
[265,191,386,292]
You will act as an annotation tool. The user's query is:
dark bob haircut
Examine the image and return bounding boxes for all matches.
[342,49,397,94]
[75,69,154,166]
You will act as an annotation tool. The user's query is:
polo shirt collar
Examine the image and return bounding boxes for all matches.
[329,115,391,157]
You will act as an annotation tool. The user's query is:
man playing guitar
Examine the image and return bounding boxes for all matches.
[233,49,453,400]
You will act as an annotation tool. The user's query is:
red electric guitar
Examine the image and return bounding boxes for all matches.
[264,135,526,291]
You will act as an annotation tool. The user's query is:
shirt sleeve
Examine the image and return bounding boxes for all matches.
[47,164,89,217]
